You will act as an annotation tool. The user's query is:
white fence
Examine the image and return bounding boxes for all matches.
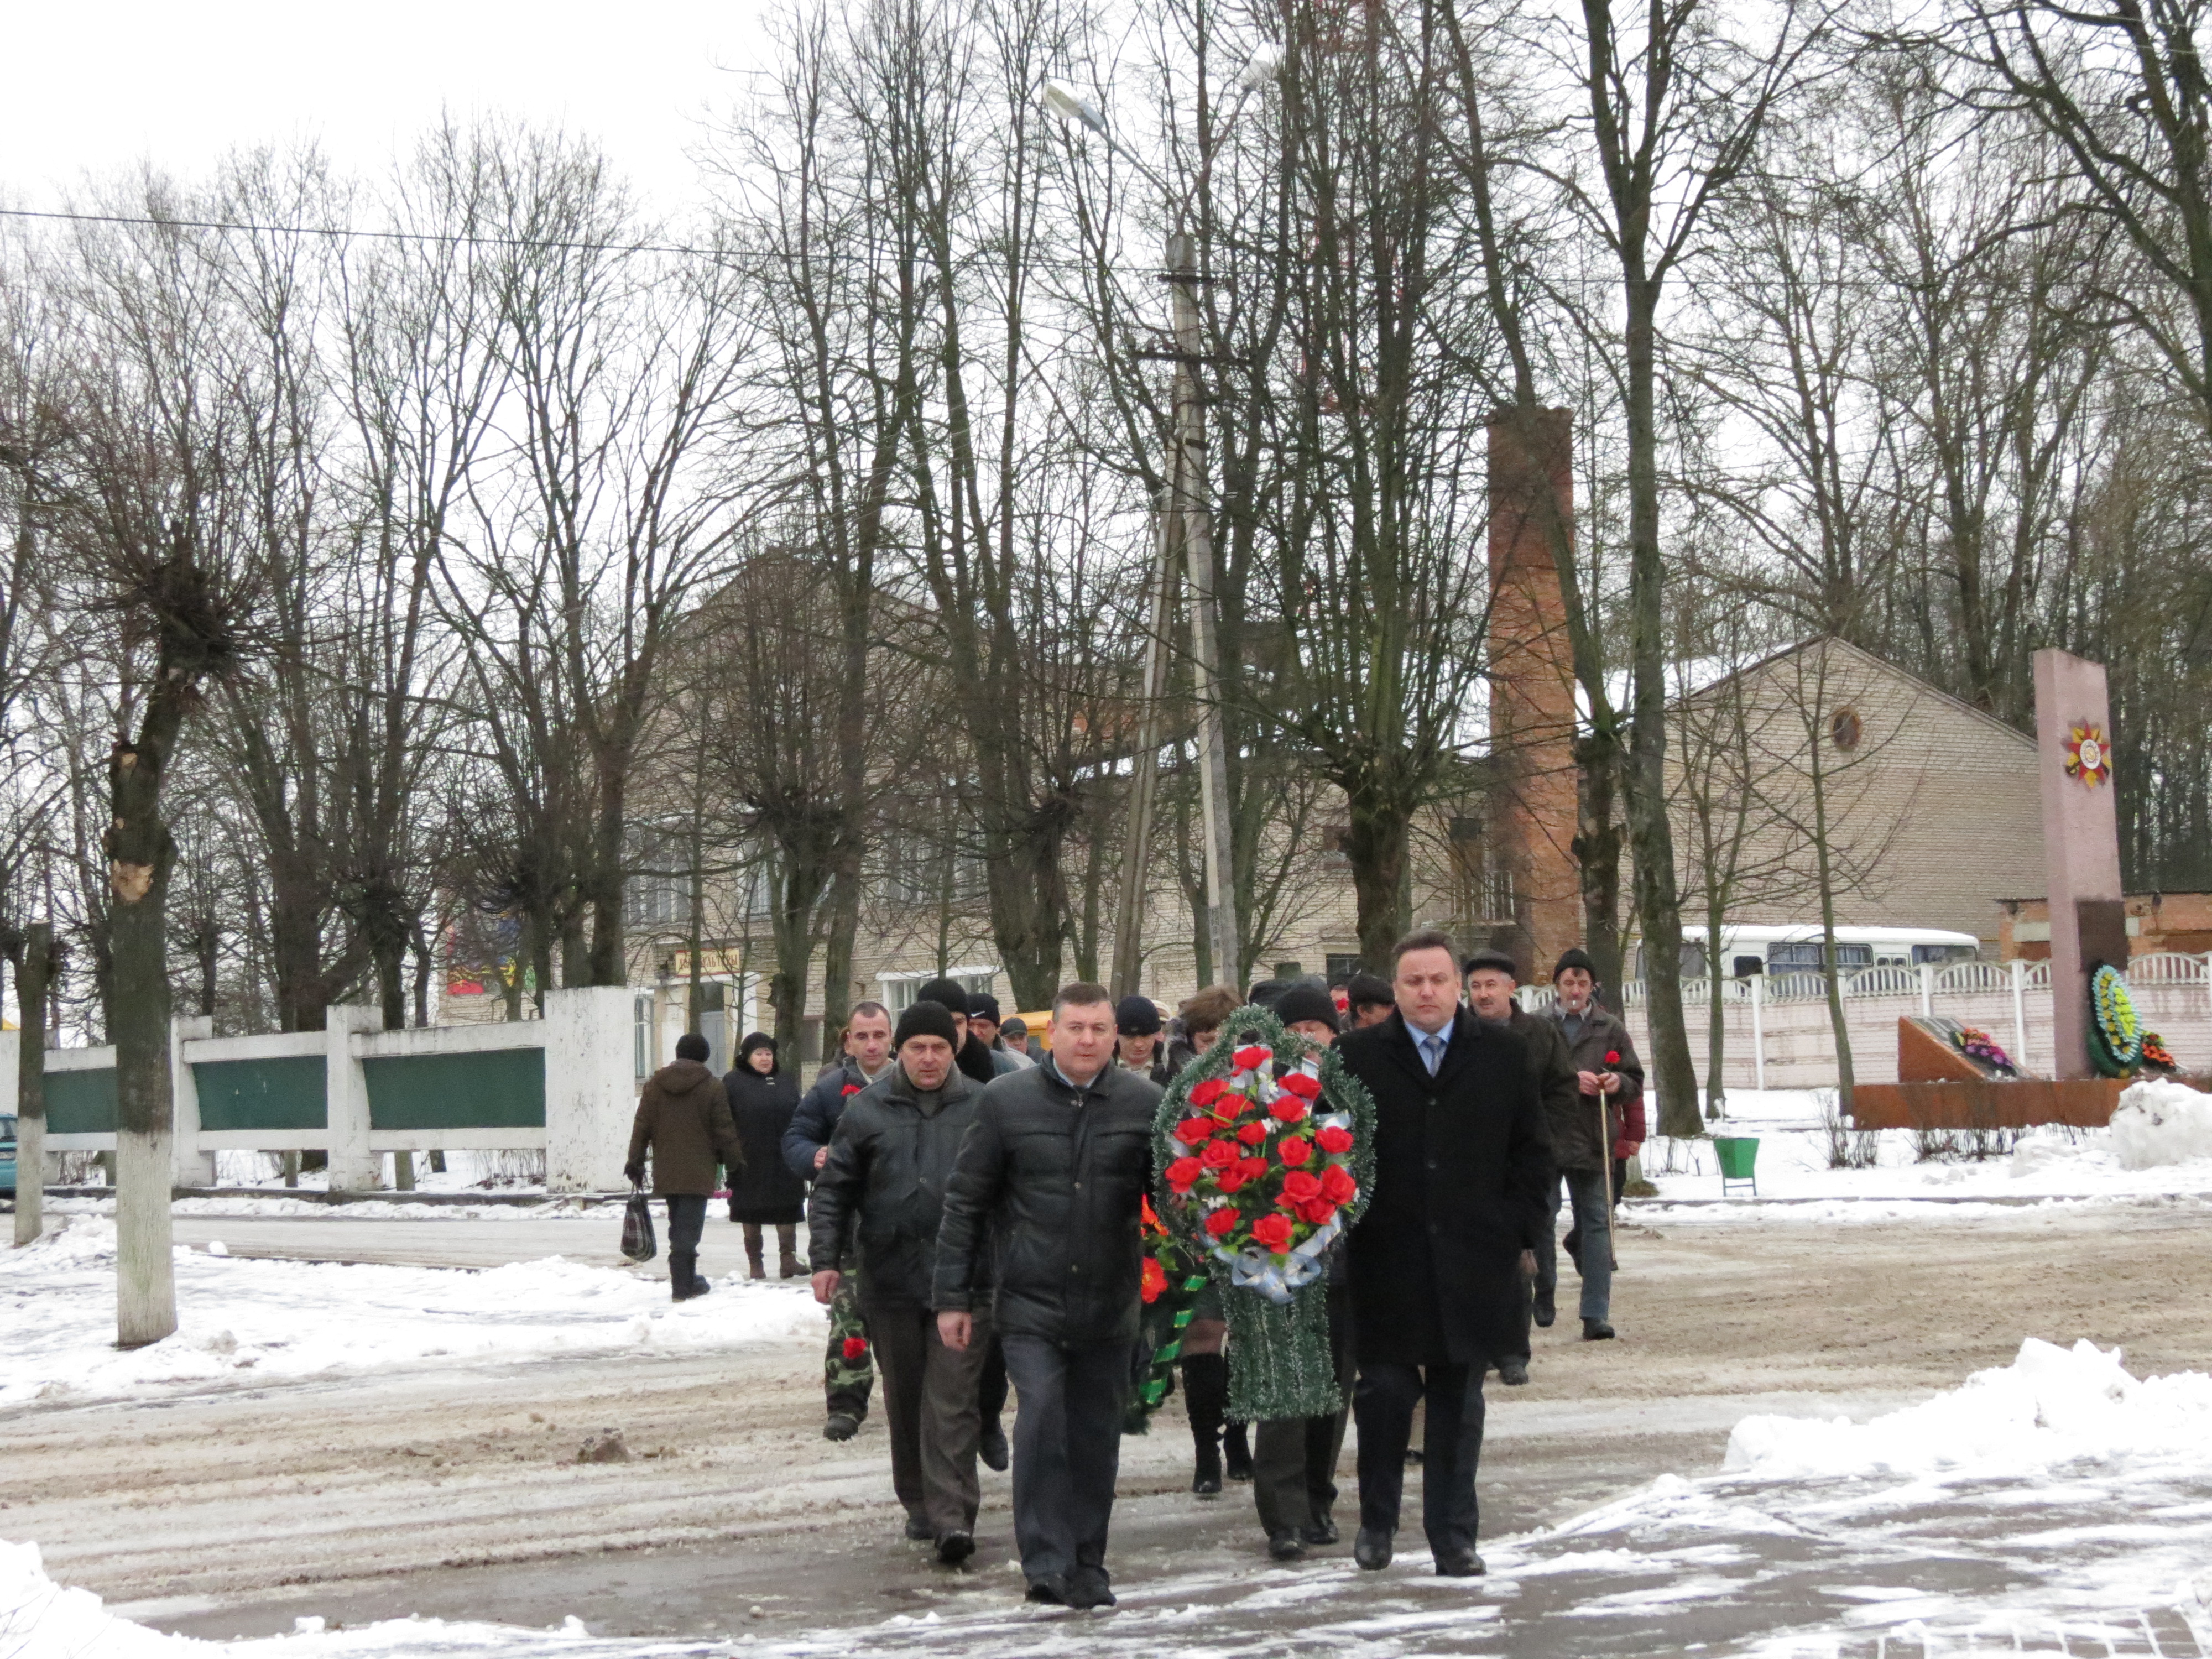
[1521,954,2212,1092]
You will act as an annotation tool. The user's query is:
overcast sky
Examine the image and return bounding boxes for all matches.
[4,0,770,216]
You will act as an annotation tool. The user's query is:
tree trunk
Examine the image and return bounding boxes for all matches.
[13,922,54,1248]
[1573,731,1627,1010]
[108,732,182,1348]
[1344,789,1412,973]
[1809,733,1857,1111]
[819,863,862,1047]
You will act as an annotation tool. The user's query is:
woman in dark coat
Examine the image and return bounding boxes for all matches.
[723,1032,807,1278]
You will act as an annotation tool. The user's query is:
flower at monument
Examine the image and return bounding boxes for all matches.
[1949,1025,2018,1076]
[2089,963,2147,1076]
[2064,722,2110,789]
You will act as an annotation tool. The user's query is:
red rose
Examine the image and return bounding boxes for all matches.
[1280,1170,1323,1203]
[1296,1197,1338,1227]
[1279,1135,1313,1167]
[1250,1213,1294,1253]
[1204,1206,1240,1240]
[1605,1050,1620,1066]
[1233,1044,1272,1073]
[1314,1124,1354,1154]
[1270,1097,1308,1124]
[1215,1165,1250,1193]
[1238,1155,1271,1183]
[1164,1156,1204,1193]
[1319,1163,1357,1204]
[1334,991,1350,1011]
[1175,1117,1215,1145]
[1190,1077,1226,1108]
[1199,1138,1239,1170]
[1140,1257,1168,1303]
[1280,1072,1322,1100]
[1235,1120,1269,1146]
[842,1337,869,1361]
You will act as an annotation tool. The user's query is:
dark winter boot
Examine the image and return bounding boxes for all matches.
[778,1224,802,1279]
[671,1252,706,1301]
[1224,1419,1254,1482]
[743,1223,766,1281]
[1183,1352,1227,1495]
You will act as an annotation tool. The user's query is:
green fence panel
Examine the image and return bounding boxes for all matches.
[48,1068,119,1135]
[365,1048,546,1131]
[194,1056,327,1132]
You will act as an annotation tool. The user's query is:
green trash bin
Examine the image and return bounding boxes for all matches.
[1714,1135,1760,1197]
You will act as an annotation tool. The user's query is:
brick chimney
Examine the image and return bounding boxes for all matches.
[1485,408,1583,982]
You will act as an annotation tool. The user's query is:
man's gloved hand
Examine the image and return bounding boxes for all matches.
[624,1162,646,1186]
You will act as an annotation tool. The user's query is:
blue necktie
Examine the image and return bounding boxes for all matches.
[1422,1033,1444,1076]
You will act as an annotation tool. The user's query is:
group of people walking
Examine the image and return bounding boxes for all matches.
[623,937,1644,1608]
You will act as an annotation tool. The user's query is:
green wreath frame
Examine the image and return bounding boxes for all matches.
[2088,963,2145,1077]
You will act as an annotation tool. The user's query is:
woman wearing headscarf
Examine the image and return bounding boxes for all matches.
[723,1032,807,1277]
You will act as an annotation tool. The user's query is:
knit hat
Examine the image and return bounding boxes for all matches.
[675,1032,710,1062]
[1115,994,1164,1036]
[1275,983,1341,1033]
[1463,948,1520,983]
[1553,947,1597,981]
[915,977,972,1018]
[894,1000,961,1051]
[968,990,1002,1022]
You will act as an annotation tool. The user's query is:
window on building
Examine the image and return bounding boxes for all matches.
[624,830,684,930]
[1325,953,1364,983]
[883,969,999,1015]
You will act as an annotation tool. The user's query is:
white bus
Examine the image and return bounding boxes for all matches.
[1634,923,1983,982]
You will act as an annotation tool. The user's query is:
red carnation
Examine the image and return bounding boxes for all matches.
[1237,1155,1271,1183]
[1314,1124,1354,1154]
[1250,1213,1294,1253]
[1140,1257,1168,1304]
[1280,1170,1323,1204]
[1319,1163,1357,1204]
[1296,1197,1338,1227]
[1233,1044,1272,1073]
[1605,1050,1620,1066]
[1235,1120,1270,1146]
[842,1083,863,1097]
[1175,1117,1215,1145]
[1204,1206,1240,1240]
[1190,1077,1226,1108]
[842,1337,869,1361]
[1199,1138,1239,1170]
[1270,1097,1308,1124]
[1280,1072,1323,1100]
[1164,1156,1204,1194]
[1279,1135,1313,1167]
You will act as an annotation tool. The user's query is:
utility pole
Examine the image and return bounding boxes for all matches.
[1168,231,1241,992]
[1109,497,1177,1000]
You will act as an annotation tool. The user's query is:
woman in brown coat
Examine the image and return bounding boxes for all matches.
[625,1033,742,1300]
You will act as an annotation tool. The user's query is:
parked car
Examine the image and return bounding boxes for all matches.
[1,1113,16,1197]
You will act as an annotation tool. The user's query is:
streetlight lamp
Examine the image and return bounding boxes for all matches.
[1040,55,1279,1000]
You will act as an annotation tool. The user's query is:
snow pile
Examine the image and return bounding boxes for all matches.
[2108,1077,2212,1171]
[0,1217,822,1411]
[1724,1337,2212,1480]
[0,1538,200,1659]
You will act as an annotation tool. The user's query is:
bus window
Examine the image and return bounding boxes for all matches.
[1912,943,1978,965]
[1733,955,1764,977]
[1680,942,1708,979]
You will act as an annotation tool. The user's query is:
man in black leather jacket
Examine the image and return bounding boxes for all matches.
[934,982,1161,1610]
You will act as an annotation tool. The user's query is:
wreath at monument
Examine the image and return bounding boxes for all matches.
[1949,1025,2018,1076]
[2088,963,2146,1077]
[1152,1005,1377,1422]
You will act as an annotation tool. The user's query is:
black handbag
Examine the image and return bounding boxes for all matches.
[620,1185,657,1261]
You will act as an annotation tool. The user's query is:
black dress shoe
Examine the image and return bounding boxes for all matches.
[1067,1567,1117,1609]
[1192,1458,1222,1496]
[1267,1531,1306,1562]
[1498,1355,1530,1386]
[1583,1317,1615,1340]
[1224,1423,1254,1481]
[1300,1515,1339,1547]
[1533,1283,1556,1327]
[936,1530,974,1565]
[1354,1527,1393,1571]
[1025,1574,1072,1605]
[1434,1548,1486,1577]
[979,1422,1010,1472]
[904,1514,933,1541]
[822,1412,860,1441]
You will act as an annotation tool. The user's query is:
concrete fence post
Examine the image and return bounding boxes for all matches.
[543,986,637,1193]
[1918,963,1935,1020]
[325,1006,383,1191]
[1749,973,1767,1093]
[2011,959,2030,1074]
[170,1015,215,1188]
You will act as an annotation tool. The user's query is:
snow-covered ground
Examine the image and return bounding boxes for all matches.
[1641,1079,2212,1217]
[0,1217,820,1412]
[7,1339,2208,1658]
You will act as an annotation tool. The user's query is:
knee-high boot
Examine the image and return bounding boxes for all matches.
[742,1222,766,1280]
[776,1223,802,1279]
[1184,1352,1228,1495]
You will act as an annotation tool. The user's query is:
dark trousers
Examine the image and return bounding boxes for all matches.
[1001,1333,1133,1585]
[665,1194,707,1285]
[861,1296,993,1537]
[980,1334,1009,1428]
[1253,1285,1355,1537]
[1353,1361,1486,1557]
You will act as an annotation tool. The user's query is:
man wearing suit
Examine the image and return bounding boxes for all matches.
[1335,929,1552,1576]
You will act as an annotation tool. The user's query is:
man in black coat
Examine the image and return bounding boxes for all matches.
[934,982,1161,1611]
[1336,930,1552,1577]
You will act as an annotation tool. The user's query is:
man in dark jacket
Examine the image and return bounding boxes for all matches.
[783,1000,895,1440]
[916,976,1024,1087]
[810,1001,992,1563]
[1337,931,1551,1577]
[935,982,1160,1610]
[625,1034,743,1302]
[1548,947,1646,1332]
[1465,949,1578,1372]
[969,992,1035,1070]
